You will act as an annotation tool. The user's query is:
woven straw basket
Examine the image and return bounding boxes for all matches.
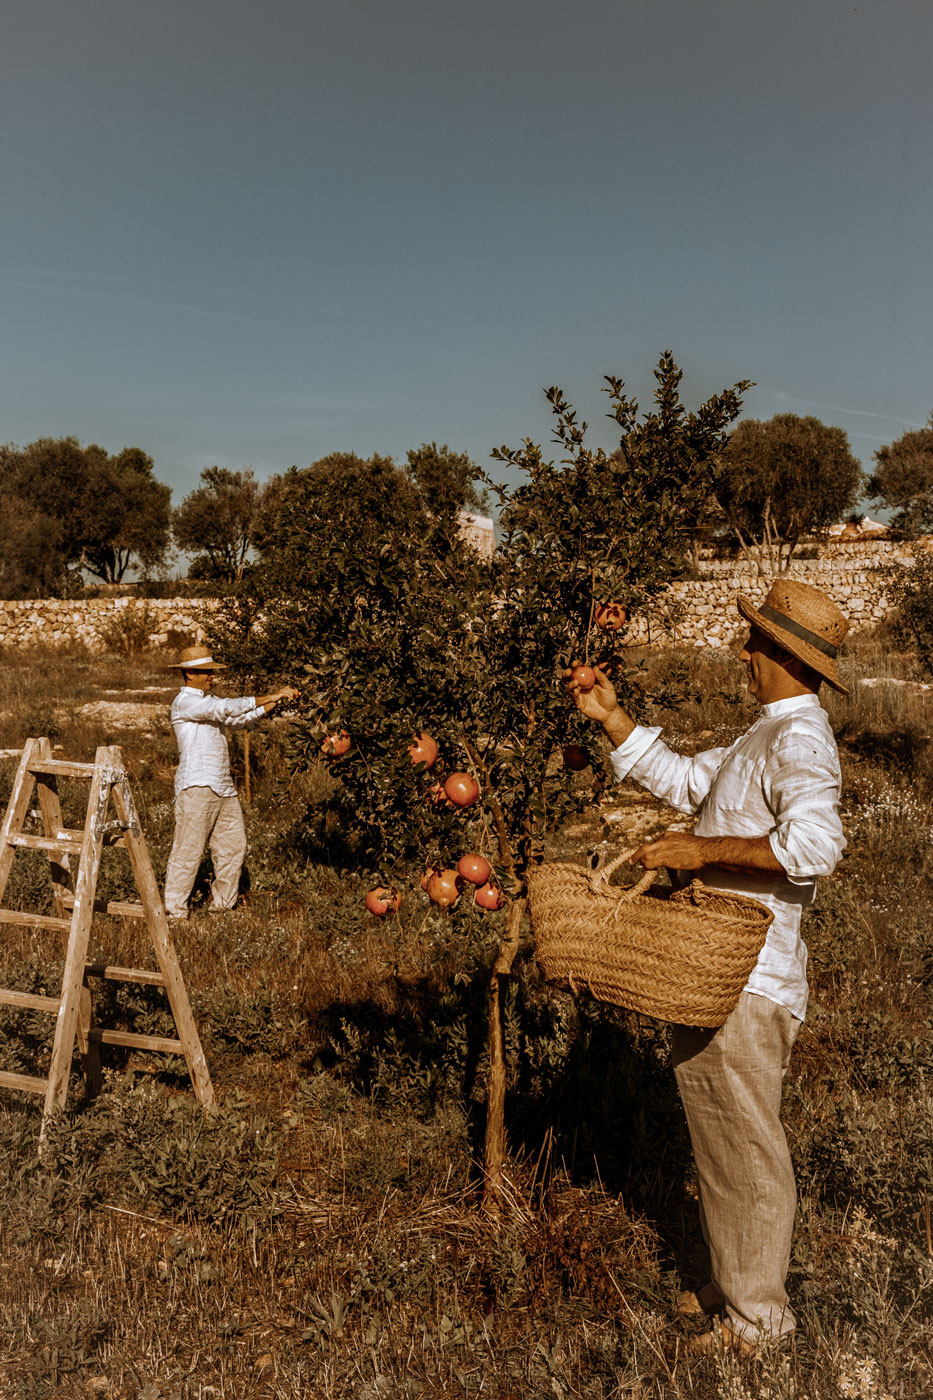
[528,850,774,1028]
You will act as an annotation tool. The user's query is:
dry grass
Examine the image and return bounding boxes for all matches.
[0,641,931,1397]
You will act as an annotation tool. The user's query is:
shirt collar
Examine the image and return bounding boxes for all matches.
[759,692,822,719]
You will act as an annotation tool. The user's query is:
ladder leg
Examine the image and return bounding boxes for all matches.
[34,737,73,916]
[0,739,39,905]
[76,981,103,1098]
[107,749,215,1109]
[42,748,108,1132]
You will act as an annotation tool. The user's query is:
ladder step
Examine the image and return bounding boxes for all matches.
[0,1069,48,1095]
[64,896,147,920]
[6,833,83,855]
[87,1029,183,1054]
[26,759,97,778]
[0,989,60,1013]
[0,909,72,932]
[0,750,23,760]
[84,963,165,987]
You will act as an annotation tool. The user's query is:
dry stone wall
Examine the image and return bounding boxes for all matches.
[0,539,928,655]
[0,597,218,653]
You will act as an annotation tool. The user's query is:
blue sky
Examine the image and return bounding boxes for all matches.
[2,0,930,509]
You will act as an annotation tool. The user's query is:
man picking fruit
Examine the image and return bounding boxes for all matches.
[163,645,300,920]
[566,580,847,1354]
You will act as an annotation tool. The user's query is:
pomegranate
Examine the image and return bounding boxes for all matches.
[562,744,589,772]
[365,887,401,917]
[474,882,505,911]
[321,730,351,757]
[444,772,479,807]
[408,733,439,768]
[570,665,596,692]
[427,869,461,907]
[457,853,491,886]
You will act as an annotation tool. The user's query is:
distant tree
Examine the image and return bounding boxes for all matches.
[252,453,426,560]
[404,442,487,525]
[0,436,171,590]
[80,445,172,583]
[0,494,67,599]
[868,419,933,536]
[715,414,864,574]
[173,467,263,582]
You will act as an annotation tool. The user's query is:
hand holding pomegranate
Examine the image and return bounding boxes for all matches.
[564,663,616,723]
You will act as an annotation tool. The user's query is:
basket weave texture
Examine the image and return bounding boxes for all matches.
[528,851,774,1028]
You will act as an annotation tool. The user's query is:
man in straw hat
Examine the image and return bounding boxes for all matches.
[163,645,300,921]
[567,578,848,1353]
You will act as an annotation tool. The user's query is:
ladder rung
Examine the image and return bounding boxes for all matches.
[64,896,147,920]
[87,1029,182,1054]
[84,963,165,987]
[27,759,97,778]
[0,750,23,760]
[0,910,72,932]
[6,833,83,855]
[0,989,60,1013]
[0,1069,48,1095]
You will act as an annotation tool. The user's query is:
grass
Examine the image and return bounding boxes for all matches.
[0,638,931,1397]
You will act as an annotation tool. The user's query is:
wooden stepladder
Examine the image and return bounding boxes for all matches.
[0,737,213,1137]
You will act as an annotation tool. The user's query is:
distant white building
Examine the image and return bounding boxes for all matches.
[826,515,889,539]
[457,511,496,557]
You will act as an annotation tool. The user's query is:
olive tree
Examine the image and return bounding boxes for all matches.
[215,353,748,1206]
[715,414,864,574]
[868,420,933,536]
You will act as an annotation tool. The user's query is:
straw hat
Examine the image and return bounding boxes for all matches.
[736,579,849,695]
[167,645,227,671]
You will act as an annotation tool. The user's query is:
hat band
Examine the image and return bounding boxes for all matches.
[758,604,837,659]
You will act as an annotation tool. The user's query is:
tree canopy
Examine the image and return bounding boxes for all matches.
[868,419,933,535]
[0,437,171,595]
[715,413,864,574]
[173,467,266,583]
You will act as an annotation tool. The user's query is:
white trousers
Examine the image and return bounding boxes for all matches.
[672,990,802,1344]
[163,786,247,918]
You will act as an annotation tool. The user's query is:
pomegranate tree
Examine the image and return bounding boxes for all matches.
[216,358,748,1207]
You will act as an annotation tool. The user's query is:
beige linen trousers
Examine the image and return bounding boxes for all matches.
[672,989,802,1344]
[163,785,248,918]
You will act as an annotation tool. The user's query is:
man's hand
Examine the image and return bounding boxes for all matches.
[564,662,617,723]
[563,663,636,748]
[631,832,783,874]
[275,686,301,705]
[631,832,711,870]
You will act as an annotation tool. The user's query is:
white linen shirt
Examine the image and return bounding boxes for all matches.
[609,693,845,1020]
[171,687,267,799]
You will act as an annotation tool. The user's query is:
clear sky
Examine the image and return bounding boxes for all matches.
[2,0,930,507]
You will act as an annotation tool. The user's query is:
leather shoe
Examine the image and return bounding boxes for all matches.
[689,1322,757,1357]
[676,1282,725,1317]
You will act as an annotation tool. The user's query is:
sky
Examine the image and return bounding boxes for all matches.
[2,0,931,513]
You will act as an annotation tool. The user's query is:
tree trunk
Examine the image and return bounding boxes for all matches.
[482,896,526,1217]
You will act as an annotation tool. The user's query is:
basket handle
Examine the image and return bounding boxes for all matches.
[588,848,658,900]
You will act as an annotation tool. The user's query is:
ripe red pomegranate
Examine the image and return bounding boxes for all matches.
[457,853,491,886]
[408,733,439,768]
[444,772,479,807]
[427,869,461,907]
[474,882,505,911]
[365,887,401,917]
[570,665,596,692]
[320,730,351,757]
[594,601,627,631]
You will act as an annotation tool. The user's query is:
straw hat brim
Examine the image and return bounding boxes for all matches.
[736,595,849,695]
[166,659,228,671]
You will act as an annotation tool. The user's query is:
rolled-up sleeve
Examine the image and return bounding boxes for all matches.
[180,694,264,728]
[610,727,731,816]
[764,734,845,881]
